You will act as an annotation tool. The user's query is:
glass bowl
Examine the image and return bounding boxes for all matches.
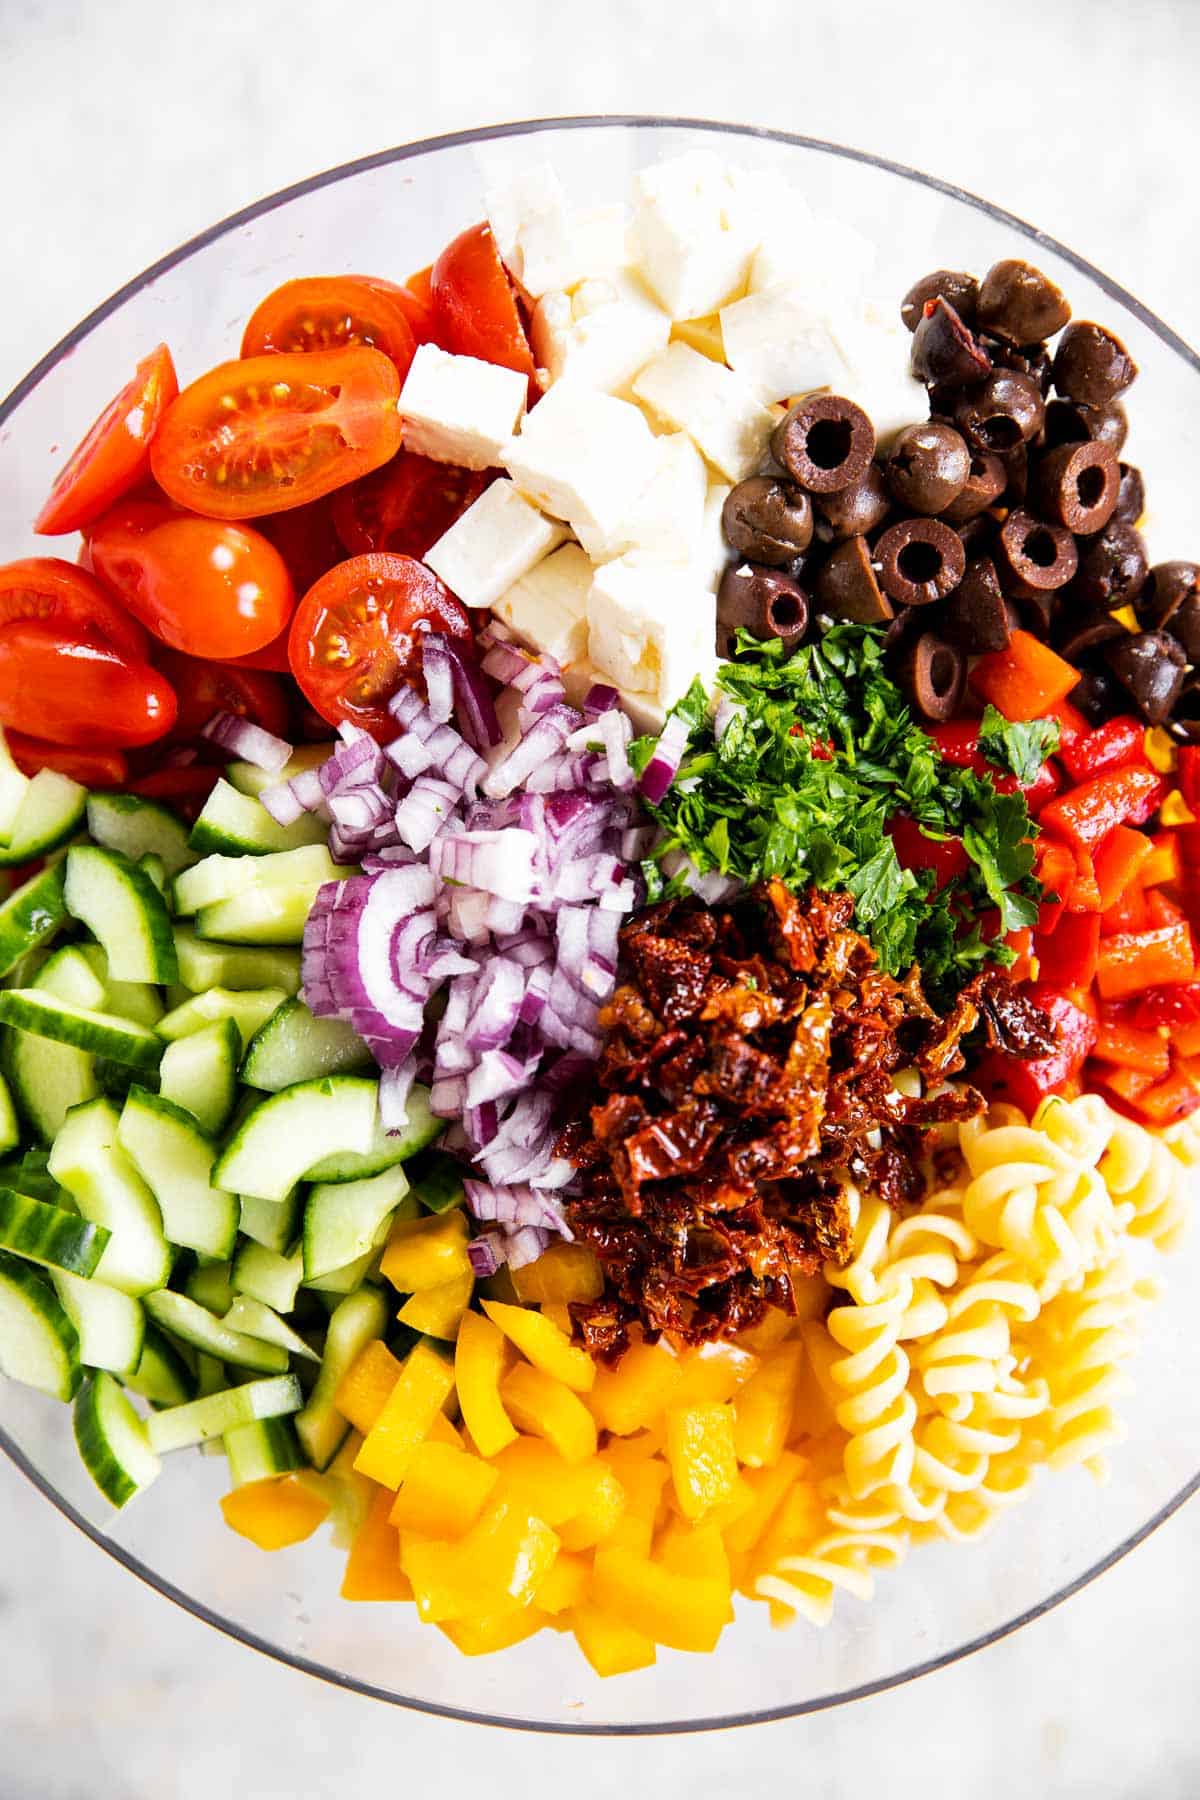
[1,117,1197,1735]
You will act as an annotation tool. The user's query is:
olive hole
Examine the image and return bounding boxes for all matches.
[1021,527,1059,568]
[929,648,959,695]
[1076,465,1107,508]
[806,418,853,469]
[897,541,943,583]
[979,416,1022,450]
[768,593,803,630]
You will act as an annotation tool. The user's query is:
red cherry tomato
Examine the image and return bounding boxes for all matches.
[287,552,471,736]
[150,348,403,520]
[431,223,535,379]
[255,497,344,598]
[88,500,294,659]
[34,345,179,536]
[397,266,444,346]
[6,734,128,787]
[0,621,175,747]
[240,276,418,382]
[331,452,491,559]
[222,630,293,673]
[0,557,148,660]
[153,646,291,742]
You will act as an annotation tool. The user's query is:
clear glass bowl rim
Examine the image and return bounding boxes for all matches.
[1,113,1197,1736]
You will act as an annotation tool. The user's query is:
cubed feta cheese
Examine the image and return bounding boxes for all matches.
[827,299,926,449]
[492,542,593,668]
[749,215,877,300]
[632,342,777,483]
[482,159,628,298]
[530,272,670,395]
[424,478,566,609]
[613,431,708,562]
[561,658,668,735]
[719,286,846,403]
[482,159,565,276]
[502,383,660,561]
[587,553,716,704]
[398,345,527,470]
[632,150,756,319]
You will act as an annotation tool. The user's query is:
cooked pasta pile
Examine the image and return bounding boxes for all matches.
[754,1093,1194,1627]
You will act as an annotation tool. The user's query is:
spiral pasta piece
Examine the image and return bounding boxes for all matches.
[754,1529,907,1626]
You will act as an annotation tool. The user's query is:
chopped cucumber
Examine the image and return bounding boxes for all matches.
[38,945,107,1011]
[190,780,328,857]
[157,986,289,1053]
[0,863,69,978]
[0,1147,65,1206]
[0,1249,81,1400]
[46,1098,173,1297]
[74,1371,161,1506]
[123,1324,196,1407]
[157,1018,241,1136]
[0,1072,19,1160]
[86,793,196,879]
[138,854,168,896]
[184,1261,236,1316]
[295,1286,388,1469]
[303,1083,440,1183]
[143,1290,289,1375]
[0,989,163,1072]
[79,945,164,1030]
[0,770,87,869]
[0,1186,110,1276]
[226,743,331,800]
[117,1088,239,1259]
[406,1148,468,1215]
[146,1373,302,1454]
[303,1164,415,1281]
[236,1187,302,1254]
[173,928,301,996]
[64,845,177,985]
[241,998,372,1093]
[194,886,320,947]
[214,1076,379,1202]
[223,1297,318,1362]
[0,726,31,843]
[231,1240,304,1313]
[303,1247,381,1294]
[224,1415,304,1485]
[174,844,341,917]
[51,1271,145,1376]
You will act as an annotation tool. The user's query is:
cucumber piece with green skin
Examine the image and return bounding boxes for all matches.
[174,844,342,917]
[64,845,177,985]
[52,1270,145,1376]
[123,1324,196,1407]
[303,1247,381,1294]
[226,743,332,800]
[0,990,163,1072]
[236,1188,302,1255]
[173,928,301,997]
[295,1286,388,1470]
[157,1018,241,1136]
[214,1076,379,1202]
[0,863,70,978]
[47,1098,173,1297]
[79,945,165,1030]
[143,1290,289,1375]
[0,1186,110,1275]
[223,1297,319,1362]
[86,792,196,879]
[241,998,372,1093]
[224,1415,304,1485]
[184,1261,236,1316]
[405,1148,468,1215]
[303,1083,440,1184]
[0,1072,19,1161]
[231,1240,305,1313]
[138,854,168,897]
[117,1088,239,1259]
[303,1164,416,1281]
[0,770,87,869]
[0,727,30,842]
[146,1372,302,1454]
[74,1370,161,1506]
[157,986,289,1053]
[0,1148,65,1206]
[194,886,321,947]
[3,951,101,1142]
[0,1249,81,1400]
[38,945,108,1011]
[190,780,329,857]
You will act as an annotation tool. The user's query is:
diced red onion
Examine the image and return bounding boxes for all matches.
[584,683,620,716]
[467,1232,504,1277]
[380,1056,418,1133]
[421,635,455,725]
[482,706,581,799]
[638,710,691,806]
[424,632,502,750]
[201,711,293,773]
[395,776,461,854]
[433,830,538,903]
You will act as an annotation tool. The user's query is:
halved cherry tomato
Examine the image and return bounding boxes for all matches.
[398,266,443,346]
[241,276,418,382]
[88,501,294,659]
[256,498,344,598]
[288,553,471,736]
[153,646,291,743]
[34,345,179,536]
[150,348,403,520]
[0,621,175,747]
[431,223,535,380]
[331,452,491,559]
[0,557,148,660]
[6,733,128,787]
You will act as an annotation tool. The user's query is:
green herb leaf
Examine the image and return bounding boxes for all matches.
[978,704,1062,786]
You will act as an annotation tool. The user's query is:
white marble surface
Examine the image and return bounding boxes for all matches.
[1,0,1199,1791]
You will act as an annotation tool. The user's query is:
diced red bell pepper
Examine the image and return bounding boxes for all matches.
[1096,922,1195,1000]
[1101,886,1150,934]
[1043,696,1090,755]
[1007,927,1035,982]
[1178,825,1200,871]
[1178,745,1200,811]
[1092,825,1155,912]
[973,984,1098,1113]
[1059,715,1148,785]
[971,631,1081,722]
[1140,831,1181,889]
[1170,1019,1200,1056]
[1034,911,1099,989]
[1035,839,1078,934]
[887,814,970,891]
[1135,1065,1200,1126]
[1065,849,1102,914]
[1039,766,1167,852]
[1092,1063,1159,1107]
[1145,889,1187,929]
[1023,759,1062,816]
[1091,1021,1171,1077]
[1133,982,1200,1028]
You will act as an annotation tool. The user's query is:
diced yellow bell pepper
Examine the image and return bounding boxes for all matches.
[670,313,725,362]
[402,1497,560,1622]
[540,1301,573,1336]
[387,1439,499,1538]
[511,1240,605,1305]
[592,1548,730,1654]
[572,1602,657,1676]
[479,1265,519,1304]
[501,1360,597,1464]
[398,1270,474,1339]
[340,1485,413,1601]
[723,1451,807,1554]
[334,1339,403,1435]
[664,1401,738,1521]
[493,1437,627,1549]
[428,1410,464,1449]
[557,1459,627,1551]
[1144,726,1178,774]
[354,1340,457,1488]
[672,1341,759,1408]
[589,1336,681,1435]
[220,1475,330,1550]
[597,1446,666,1553]
[656,1520,733,1592]
[733,1341,805,1469]
[1161,790,1196,827]
[481,1299,595,1392]
[455,1310,517,1458]
[534,1551,591,1615]
[749,1477,825,1574]
[700,1473,756,1534]
[735,1307,796,1354]
[1111,603,1140,632]
[792,1320,841,1435]
[440,1607,552,1656]
[381,1209,471,1292]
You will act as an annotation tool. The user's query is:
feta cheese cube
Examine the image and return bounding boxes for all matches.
[530,272,670,395]
[398,345,527,470]
[492,543,593,667]
[719,286,846,403]
[632,342,777,483]
[749,215,877,300]
[560,658,665,734]
[502,382,660,561]
[632,151,756,319]
[587,553,716,704]
[827,299,926,448]
[614,431,708,562]
[483,159,565,276]
[482,159,627,298]
[424,478,566,609]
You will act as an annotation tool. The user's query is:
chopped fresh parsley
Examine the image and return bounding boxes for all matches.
[629,625,1046,1001]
